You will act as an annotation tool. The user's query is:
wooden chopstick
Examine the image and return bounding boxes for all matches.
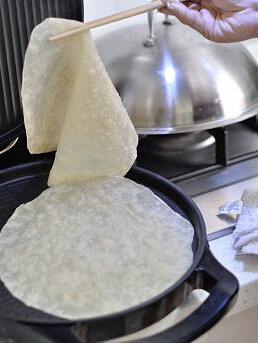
[48,0,164,42]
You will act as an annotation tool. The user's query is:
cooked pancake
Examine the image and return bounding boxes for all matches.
[0,177,194,320]
[22,18,138,186]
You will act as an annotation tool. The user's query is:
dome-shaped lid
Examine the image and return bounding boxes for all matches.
[96,15,258,134]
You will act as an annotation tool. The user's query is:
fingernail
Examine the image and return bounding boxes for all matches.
[166,1,173,9]
[167,0,180,6]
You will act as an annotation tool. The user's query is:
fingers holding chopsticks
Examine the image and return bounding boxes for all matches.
[159,0,205,36]
[159,0,258,43]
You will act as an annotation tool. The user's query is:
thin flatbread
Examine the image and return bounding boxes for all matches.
[0,177,194,320]
[47,19,138,186]
[22,18,138,185]
[22,19,83,153]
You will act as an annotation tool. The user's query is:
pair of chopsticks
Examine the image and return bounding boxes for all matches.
[49,0,164,42]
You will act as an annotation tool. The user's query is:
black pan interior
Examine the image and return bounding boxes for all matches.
[0,159,206,324]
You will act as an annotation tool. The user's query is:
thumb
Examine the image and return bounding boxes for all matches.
[163,0,204,35]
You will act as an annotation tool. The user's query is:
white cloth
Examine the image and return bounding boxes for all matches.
[232,189,258,255]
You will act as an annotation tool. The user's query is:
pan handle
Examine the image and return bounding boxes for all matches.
[1,248,239,343]
[39,247,239,343]
[133,247,239,343]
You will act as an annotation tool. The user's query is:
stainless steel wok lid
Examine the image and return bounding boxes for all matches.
[96,14,258,134]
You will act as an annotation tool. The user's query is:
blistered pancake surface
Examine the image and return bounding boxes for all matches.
[0,177,194,320]
[22,18,138,186]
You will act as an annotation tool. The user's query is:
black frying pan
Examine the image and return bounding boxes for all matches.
[0,158,239,343]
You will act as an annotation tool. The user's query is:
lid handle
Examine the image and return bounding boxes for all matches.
[143,1,158,47]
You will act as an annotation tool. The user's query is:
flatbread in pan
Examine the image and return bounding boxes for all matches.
[0,177,194,320]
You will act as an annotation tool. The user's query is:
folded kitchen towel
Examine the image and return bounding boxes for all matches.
[232,188,258,255]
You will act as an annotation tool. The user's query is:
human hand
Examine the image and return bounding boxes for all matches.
[160,0,258,42]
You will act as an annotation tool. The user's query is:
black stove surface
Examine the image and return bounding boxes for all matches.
[136,119,258,196]
[1,119,258,198]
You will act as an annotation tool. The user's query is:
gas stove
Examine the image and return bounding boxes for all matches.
[136,117,258,196]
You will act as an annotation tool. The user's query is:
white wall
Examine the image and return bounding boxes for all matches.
[83,0,258,63]
[84,0,145,21]
[83,0,157,39]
